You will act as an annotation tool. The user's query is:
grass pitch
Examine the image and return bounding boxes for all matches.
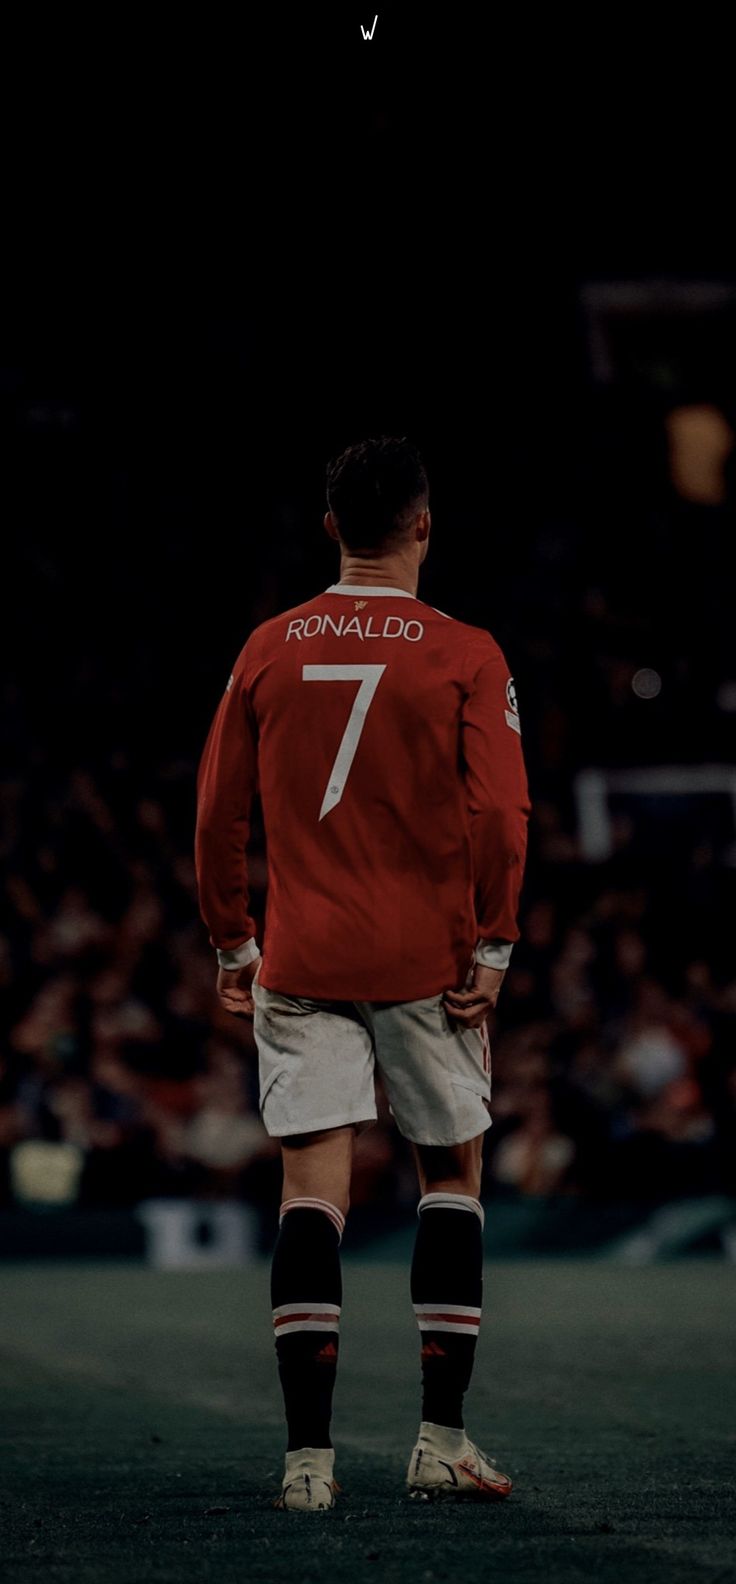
[0,1258,734,1584]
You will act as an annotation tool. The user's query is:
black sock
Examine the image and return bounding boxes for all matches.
[271,1197,344,1451]
[410,1191,484,1431]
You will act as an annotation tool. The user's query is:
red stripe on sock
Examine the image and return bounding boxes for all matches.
[417,1312,481,1327]
[273,1311,339,1328]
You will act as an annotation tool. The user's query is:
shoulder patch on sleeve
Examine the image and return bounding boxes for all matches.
[505,677,521,732]
[226,673,234,692]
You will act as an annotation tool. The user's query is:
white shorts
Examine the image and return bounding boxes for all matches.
[251,967,491,1148]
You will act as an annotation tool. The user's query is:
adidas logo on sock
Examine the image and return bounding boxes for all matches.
[315,1341,338,1363]
[421,1340,447,1359]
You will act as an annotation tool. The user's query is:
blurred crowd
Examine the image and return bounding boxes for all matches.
[1,725,734,1216]
[3,327,736,1218]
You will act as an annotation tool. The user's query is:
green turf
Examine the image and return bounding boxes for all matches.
[0,1260,734,1584]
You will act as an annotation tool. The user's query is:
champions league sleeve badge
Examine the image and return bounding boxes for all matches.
[505,677,521,734]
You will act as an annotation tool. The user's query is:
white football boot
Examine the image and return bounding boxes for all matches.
[274,1447,338,1511]
[407,1421,512,1501]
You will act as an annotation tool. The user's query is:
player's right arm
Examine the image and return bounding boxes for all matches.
[195,653,262,1016]
[443,637,531,1028]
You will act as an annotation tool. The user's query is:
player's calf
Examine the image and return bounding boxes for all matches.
[411,1189,484,1430]
[271,1197,344,1456]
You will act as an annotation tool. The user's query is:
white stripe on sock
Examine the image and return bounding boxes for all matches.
[416,1319,480,1336]
[272,1302,341,1320]
[413,1303,481,1317]
[273,1319,341,1337]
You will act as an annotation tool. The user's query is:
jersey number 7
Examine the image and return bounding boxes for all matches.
[302,663,387,821]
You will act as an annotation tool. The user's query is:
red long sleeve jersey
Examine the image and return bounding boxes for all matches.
[195,582,531,1002]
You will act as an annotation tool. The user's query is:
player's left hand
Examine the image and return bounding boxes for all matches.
[443,963,505,1029]
[216,956,262,1018]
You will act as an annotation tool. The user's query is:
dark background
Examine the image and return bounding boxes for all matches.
[2,13,735,1235]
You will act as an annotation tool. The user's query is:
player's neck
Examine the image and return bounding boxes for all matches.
[336,553,419,597]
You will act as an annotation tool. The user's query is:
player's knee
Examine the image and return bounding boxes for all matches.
[280,1126,354,1216]
[445,1162,482,1200]
[281,1178,351,1219]
[416,1134,484,1200]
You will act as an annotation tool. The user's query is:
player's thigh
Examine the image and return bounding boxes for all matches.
[366,992,491,1148]
[252,974,377,1139]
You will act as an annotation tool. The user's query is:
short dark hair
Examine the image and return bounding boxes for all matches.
[326,435,428,552]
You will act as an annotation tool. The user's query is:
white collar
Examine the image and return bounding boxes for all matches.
[325,582,416,600]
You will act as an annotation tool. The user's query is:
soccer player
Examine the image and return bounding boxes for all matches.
[195,436,530,1510]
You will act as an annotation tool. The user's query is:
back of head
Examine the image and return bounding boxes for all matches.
[326,436,428,553]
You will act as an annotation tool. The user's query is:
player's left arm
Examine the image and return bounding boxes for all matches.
[444,638,531,1026]
[195,657,262,1017]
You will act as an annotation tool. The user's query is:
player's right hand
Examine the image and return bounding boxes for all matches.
[442,963,505,1029]
[217,956,262,1018]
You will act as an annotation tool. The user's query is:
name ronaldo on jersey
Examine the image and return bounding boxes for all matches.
[286,613,425,642]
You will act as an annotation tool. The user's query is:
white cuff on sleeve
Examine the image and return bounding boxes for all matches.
[474,939,513,970]
[216,938,261,970]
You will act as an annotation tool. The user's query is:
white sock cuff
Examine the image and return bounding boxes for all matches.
[279,1196,346,1241]
[417,1191,485,1228]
